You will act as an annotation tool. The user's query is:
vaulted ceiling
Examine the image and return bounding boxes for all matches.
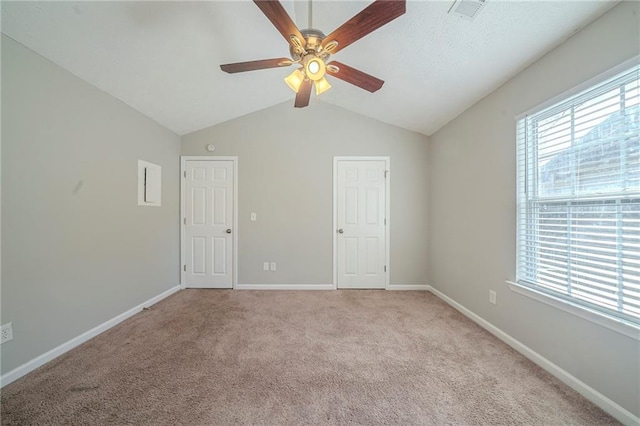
[1,1,617,136]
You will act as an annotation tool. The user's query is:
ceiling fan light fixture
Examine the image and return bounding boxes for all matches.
[220,0,406,108]
[315,77,331,95]
[308,61,320,74]
[305,57,326,81]
[284,68,305,93]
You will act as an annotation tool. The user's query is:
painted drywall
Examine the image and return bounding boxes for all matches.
[182,102,429,286]
[428,1,640,417]
[1,35,180,375]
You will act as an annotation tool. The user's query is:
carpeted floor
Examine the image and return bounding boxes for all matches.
[1,290,617,425]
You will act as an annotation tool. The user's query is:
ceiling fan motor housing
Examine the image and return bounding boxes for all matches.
[290,28,326,60]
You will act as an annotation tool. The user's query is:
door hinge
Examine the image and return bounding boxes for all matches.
[384,265,387,272]
[183,265,186,272]
[183,171,187,178]
[384,170,389,178]
[183,218,186,225]
[384,218,387,225]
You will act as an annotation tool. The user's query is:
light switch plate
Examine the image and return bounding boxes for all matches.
[270,262,276,271]
[251,212,257,221]
[263,262,269,271]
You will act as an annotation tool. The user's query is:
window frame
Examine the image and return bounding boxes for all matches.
[512,57,640,340]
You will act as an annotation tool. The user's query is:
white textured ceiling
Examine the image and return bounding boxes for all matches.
[1,1,617,136]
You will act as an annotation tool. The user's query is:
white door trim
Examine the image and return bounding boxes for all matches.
[333,156,390,290]
[180,156,238,289]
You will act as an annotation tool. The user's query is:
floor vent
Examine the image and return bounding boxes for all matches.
[448,0,487,21]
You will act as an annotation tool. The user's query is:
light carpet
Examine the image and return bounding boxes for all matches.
[1,290,617,425]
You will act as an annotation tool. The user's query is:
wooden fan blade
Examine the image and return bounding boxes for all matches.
[254,0,306,48]
[294,79,312,108]
[220,58,292,74]
[326,61,384,93]
[322,0,405,54]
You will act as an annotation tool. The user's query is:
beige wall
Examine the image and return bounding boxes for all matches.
[428,1,640,417]
[1,35,181,375]
[182,101,429,286]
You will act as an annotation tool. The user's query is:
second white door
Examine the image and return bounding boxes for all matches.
[336,159,388,289]
[184,159,234,288]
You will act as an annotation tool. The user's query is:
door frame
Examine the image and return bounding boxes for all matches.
[332,156,390,290]
[180,156,238,289]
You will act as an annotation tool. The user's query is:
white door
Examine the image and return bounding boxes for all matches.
[336,159,387,289]
[184,160,234,288]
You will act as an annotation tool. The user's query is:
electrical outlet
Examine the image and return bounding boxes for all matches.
[263,262,269,271]
[489,290,497,305]
[270,262,276,271]
[1,323,14,344]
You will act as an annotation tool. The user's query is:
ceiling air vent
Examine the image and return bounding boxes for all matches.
[448,0,487,21]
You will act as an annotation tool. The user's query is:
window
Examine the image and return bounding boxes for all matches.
[516,63,640,327]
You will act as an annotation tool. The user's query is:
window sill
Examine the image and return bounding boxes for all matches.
[506,281,640,341]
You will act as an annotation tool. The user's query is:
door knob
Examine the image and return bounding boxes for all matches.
[226,229,232,234]
[337,229,344,234]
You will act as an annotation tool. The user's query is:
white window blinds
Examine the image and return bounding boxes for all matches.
[516,63,640,326]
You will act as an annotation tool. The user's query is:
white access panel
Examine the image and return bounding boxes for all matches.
[138,160,161,206]
[336,159,387,289]
[184,160,234,288]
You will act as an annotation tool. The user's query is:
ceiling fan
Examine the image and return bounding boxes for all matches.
[220,0,406,108]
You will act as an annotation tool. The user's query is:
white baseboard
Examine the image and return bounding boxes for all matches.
[235,284,429,291]
[387,284,429,291]
[0,285,181,388]
[235,284,334,290]
[427,286,639,426]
